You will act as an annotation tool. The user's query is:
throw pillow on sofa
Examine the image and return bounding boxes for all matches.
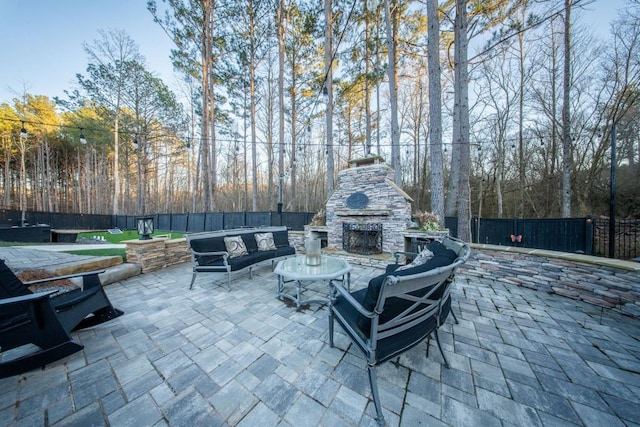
[224,236,249,258]
[255,232,277,251]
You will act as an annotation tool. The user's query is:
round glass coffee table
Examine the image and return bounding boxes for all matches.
[274,255,351,308]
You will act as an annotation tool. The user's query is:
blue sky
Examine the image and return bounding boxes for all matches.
[0,0,629,105]
[0,0,174,103]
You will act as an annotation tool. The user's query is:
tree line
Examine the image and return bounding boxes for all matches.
[1,0,638,242]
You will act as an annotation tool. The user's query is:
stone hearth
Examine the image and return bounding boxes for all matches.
[325,158,412,254]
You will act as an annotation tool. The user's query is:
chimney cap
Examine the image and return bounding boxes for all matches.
[349,155,386,168]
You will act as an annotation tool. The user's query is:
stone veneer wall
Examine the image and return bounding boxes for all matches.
[125,237,191,273]
[325,163,411,254]
[464,247,640,318]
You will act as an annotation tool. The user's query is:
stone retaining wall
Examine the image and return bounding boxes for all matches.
[463,247,640,318]
[125,237,191,273]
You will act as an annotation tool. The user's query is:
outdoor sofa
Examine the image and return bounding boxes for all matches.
[186,226,296,290]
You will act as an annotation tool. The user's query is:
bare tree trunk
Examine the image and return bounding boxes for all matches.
[278,0,286,211]
[426,0,445,227]
[249,0,258,211]
[325,0,335,194]
[561,0,572,217]
[384,0,401,185]
[364,0,372,156]
[455,0,471,242]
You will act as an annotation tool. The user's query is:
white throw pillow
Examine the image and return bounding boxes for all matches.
[224,236,249,258]
[255,232,276,251]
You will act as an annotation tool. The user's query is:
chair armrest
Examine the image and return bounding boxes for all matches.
[330,281,376,319]
[190,250,228,257]
[22,269,106,286]
[0,290,58,306]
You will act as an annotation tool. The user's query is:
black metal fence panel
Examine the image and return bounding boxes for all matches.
[223,213,245,229]
[280,212,315,230]
[5,209,637,260]
[204,213,224,232]
[246,212,271,228]
[185,213,205,232]
[444,216,458,239]
[593,218,639,259]
[471,217,594,254]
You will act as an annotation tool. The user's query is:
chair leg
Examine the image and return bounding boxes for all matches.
[434,330,450,369]
[450,309,459,324]
[226,272,231,291]
[189,272,197,290]
[367,364,386,426]
[328,311,334,347]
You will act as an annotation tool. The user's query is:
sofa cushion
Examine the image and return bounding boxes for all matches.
[272,230,290,248]
[240,233,259,253]
[224,236,249,258]
[356,241,458,331]
[255,232,277,251]
[275,246,296,257]
[190,236,226,254]
[228,250,274,271]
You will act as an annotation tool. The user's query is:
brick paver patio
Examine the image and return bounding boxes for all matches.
[1,251,640,426]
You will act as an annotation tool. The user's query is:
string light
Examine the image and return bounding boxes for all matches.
[79,128,87,144]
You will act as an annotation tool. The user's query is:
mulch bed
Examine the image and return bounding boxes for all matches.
[16,269,79,295]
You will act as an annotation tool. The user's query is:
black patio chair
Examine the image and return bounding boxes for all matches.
[389,236,472,324]
[0,259,123,333]
[328,238,469,426]
[1,290,84,378]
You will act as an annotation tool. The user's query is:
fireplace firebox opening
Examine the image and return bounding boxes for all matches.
[343,223,383,255]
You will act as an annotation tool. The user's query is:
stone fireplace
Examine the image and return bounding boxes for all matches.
[325,157,412,254]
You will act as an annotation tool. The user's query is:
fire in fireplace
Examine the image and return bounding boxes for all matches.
[343,223,383,255]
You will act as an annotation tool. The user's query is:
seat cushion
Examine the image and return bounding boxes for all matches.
[356,241,458,331]
[332,289,438,364]
[275,246,295,257]
[227,251,273,271]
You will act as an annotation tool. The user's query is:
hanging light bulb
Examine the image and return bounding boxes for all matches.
[20,121,27,139]
[133,134,138,148]
[79,128,87,144]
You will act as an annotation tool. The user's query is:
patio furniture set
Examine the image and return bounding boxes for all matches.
[0,227,470,427]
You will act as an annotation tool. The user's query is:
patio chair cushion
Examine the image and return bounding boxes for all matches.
[357,241,458,331]
[334,288,439,362]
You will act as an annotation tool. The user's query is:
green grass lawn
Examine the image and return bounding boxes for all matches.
[69,230,184,261]
[76,230,183,243]
[0,230,184,262]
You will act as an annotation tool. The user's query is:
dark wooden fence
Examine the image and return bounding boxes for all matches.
[2,209,637,260]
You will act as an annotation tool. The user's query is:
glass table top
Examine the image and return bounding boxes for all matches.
[274,255,351,281]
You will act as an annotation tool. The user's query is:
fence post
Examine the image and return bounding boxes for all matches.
[585,216,594,255]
